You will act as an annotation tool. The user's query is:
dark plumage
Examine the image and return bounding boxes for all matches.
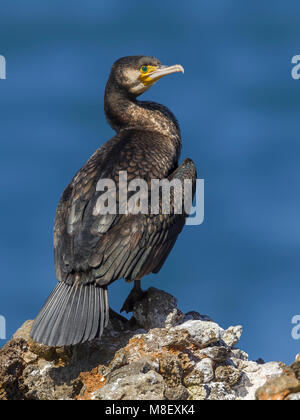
[31,56,197,347]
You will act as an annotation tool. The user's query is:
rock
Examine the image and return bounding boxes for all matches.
[175,320,223,348]
[222,326,243,348]
[0,287,294,400]
[184,358,214,386]
[285,392,300,400]
[22,360,78,400]
[256,367,300,401]
[158,354,183,388]
[233,361,284,400]
[0,337,29,400]
[133,288,184,329]
[164,385,189,400]
[199,345,231,362]
[215,365,241,386]
[290,358,300,380]
[105,358,158,384]
[187,382,236,401]
[183,312,214,322]
[187,384,209,400]
[206,382,236,400]
[22,351,38,364]
[93,371,165,400]
[230,348,249,361]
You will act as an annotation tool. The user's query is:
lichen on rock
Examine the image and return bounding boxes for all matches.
[0,287,297,400]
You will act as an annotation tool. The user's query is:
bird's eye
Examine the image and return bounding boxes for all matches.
[141,66,148,73]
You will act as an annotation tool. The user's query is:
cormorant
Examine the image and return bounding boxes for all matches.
[31,56,197,347]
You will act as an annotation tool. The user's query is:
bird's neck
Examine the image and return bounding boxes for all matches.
[104,84,181,142]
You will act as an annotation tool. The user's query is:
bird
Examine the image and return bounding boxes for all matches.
[31,55,197,347]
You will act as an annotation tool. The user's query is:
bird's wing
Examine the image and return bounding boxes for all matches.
[54,136,123,283]
[136,158,197,278]
[149,158,197,275]
[54,130,196,287]
[91,158,197,285]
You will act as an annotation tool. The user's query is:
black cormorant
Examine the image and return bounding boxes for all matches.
[31,56,197,347]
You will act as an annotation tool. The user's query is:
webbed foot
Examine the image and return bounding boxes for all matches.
[121,281,146,313]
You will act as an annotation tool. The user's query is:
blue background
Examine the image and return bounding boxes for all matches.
[0,1,299,363]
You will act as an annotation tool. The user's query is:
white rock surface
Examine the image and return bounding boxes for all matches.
[176,320,223,348]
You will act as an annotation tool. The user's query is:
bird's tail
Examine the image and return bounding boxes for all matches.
[30,282,109,347]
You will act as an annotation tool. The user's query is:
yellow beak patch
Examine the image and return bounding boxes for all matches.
[139,64,185,87]
[139,66,159,86]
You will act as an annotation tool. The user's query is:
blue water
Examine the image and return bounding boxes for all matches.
[0,1,300,364]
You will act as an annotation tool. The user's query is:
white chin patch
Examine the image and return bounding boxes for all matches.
[123,68,153,95]
[130,83,151,95]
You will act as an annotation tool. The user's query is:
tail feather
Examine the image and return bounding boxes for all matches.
[59,284,83,346]
[45,283,74,346]
[33,282,70,345]
[91,285,101,340]
[33,282,64,330]
[31,282,109,347]
[82,286,95,343]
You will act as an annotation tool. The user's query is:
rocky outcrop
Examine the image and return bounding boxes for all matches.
[0,287,299,400]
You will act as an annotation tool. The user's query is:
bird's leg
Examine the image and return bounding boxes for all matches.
[109,308,129,323]
[121,280,146,313]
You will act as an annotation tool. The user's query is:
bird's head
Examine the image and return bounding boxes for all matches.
[109,55,184,97]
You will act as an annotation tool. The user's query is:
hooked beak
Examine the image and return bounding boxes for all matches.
[141,64,184,86]
[148,64,184,82]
